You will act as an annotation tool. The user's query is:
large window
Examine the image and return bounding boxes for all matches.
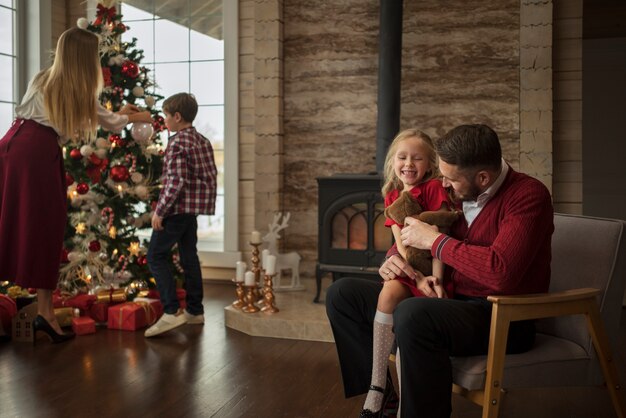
[121,0,238,260]
[0,0,16,131]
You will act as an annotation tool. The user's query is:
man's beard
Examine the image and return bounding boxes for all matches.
[448,184,482,203]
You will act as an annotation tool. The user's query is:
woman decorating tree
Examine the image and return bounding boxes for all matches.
[0,27,151,343]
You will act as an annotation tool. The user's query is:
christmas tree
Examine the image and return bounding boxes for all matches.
[58,1,182,295]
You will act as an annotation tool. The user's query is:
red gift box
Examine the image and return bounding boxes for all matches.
[146,288,187,309]
[72,316,96,335]
[0,294,17,334]
[88,302,110,324]
[53,292,97,310]
[133,298,163,325]
[107,302,148,331]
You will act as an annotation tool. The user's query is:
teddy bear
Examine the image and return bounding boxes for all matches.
[384,191,460,276]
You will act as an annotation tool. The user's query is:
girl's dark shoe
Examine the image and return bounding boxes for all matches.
[33,315,75,344]
[359,376,398,418]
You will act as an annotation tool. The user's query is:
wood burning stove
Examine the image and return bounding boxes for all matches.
[314,173,393,302]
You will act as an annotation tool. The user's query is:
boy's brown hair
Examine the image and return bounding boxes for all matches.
[162,92,198,123]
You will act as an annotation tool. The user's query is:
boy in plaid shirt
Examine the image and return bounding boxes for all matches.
[145,93,217,338]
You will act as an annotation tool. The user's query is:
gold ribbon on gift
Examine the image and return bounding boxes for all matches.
[115,302,156,329]
[54,307,74,327]
[96,288,127,303]
[134,301,156,325]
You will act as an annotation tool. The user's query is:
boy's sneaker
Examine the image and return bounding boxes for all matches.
[184,310,204,324]
[144,311,187,337]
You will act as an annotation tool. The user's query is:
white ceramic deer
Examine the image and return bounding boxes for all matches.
[262,212,303,290]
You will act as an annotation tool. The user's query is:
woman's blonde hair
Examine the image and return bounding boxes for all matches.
[34,27,103,140]
[381,129,439,196]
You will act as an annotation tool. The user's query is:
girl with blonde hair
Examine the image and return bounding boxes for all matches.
[361,129,454,417]
[0,27,152,343]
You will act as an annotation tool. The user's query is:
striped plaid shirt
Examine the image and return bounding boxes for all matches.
[155,127,217,218]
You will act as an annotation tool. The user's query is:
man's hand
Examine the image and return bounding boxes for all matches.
[151,214,163,231]
[400,217,442,250]
[417,275,447,298]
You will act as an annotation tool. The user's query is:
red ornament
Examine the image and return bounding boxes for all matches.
[109,134,126,147]
[88,240,101,252]
[152,115,166,132]
[76,183,89,194]
[60,248,69,263]
[117,23,126,32]
[70,149,83,160]
[136,256,147,266]
[65,173,75,186]
[109,165,130,182]
[121,61,139,78]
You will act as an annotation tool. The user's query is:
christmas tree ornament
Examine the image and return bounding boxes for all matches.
[109,165,130,182]
[131,122,154,144]
[67,251,80,262]
[94,149,108,159]
[95,137,110,149]
[136,256,148,266]
[108,226,117,239]
[76,183,90,194]
[65,173,75,186]
[144,96,156,108]
[77,17,89,29]
[130,172,144,183]
[74,223,87,235]
[132,86,144,97]
[121,60,139,78]
[135,185,148,200]
[88,240,102,252]
[108,134,126,148]
[80,145,94,157]
[128,242,141,257]
[70,149,83,160]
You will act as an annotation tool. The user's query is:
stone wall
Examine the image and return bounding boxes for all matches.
[280,0,552,276]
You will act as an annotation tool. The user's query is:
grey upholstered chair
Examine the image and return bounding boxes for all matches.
[451,213,626,418]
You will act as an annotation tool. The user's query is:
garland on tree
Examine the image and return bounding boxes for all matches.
[58,1,182,296]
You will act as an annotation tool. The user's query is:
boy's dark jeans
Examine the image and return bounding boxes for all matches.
[147,214,204,315]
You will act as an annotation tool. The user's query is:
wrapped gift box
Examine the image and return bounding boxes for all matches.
[133,298,163,325]
[72,316,96,335]
[54,307,75,328]
[146,288,187,309]
[88,302,110,324]
[96,288,127,304]
[53,292,97,310]
[0,294,17,336]
[107,302,148,331]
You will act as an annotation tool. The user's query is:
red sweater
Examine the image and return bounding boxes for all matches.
[433,169,554,297]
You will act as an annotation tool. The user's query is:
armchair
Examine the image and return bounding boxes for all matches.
[451,213,626,418]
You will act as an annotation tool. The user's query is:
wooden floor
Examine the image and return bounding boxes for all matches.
[0,282,624,418]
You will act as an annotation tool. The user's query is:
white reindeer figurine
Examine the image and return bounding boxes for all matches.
[262,213,303,291]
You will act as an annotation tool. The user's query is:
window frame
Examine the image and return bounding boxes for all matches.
[108,0,240,268]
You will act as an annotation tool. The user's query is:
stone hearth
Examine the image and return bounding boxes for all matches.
[224,279,333,342]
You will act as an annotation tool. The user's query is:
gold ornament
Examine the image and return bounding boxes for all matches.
[75,222,86,234]
[109,226,117,239]
[128,242,141,257]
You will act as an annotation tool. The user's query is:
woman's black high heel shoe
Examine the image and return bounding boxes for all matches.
[32,315,75,344]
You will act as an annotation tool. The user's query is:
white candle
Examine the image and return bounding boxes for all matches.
[250,230,262,244]
[265,255,276,275]
[235,261,246,282]
[261,249,270,269]
[244,271,255,286]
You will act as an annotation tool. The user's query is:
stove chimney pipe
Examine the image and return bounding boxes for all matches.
[375,0,403,173]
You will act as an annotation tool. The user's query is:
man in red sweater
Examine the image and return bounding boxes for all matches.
[326,124,554,418]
